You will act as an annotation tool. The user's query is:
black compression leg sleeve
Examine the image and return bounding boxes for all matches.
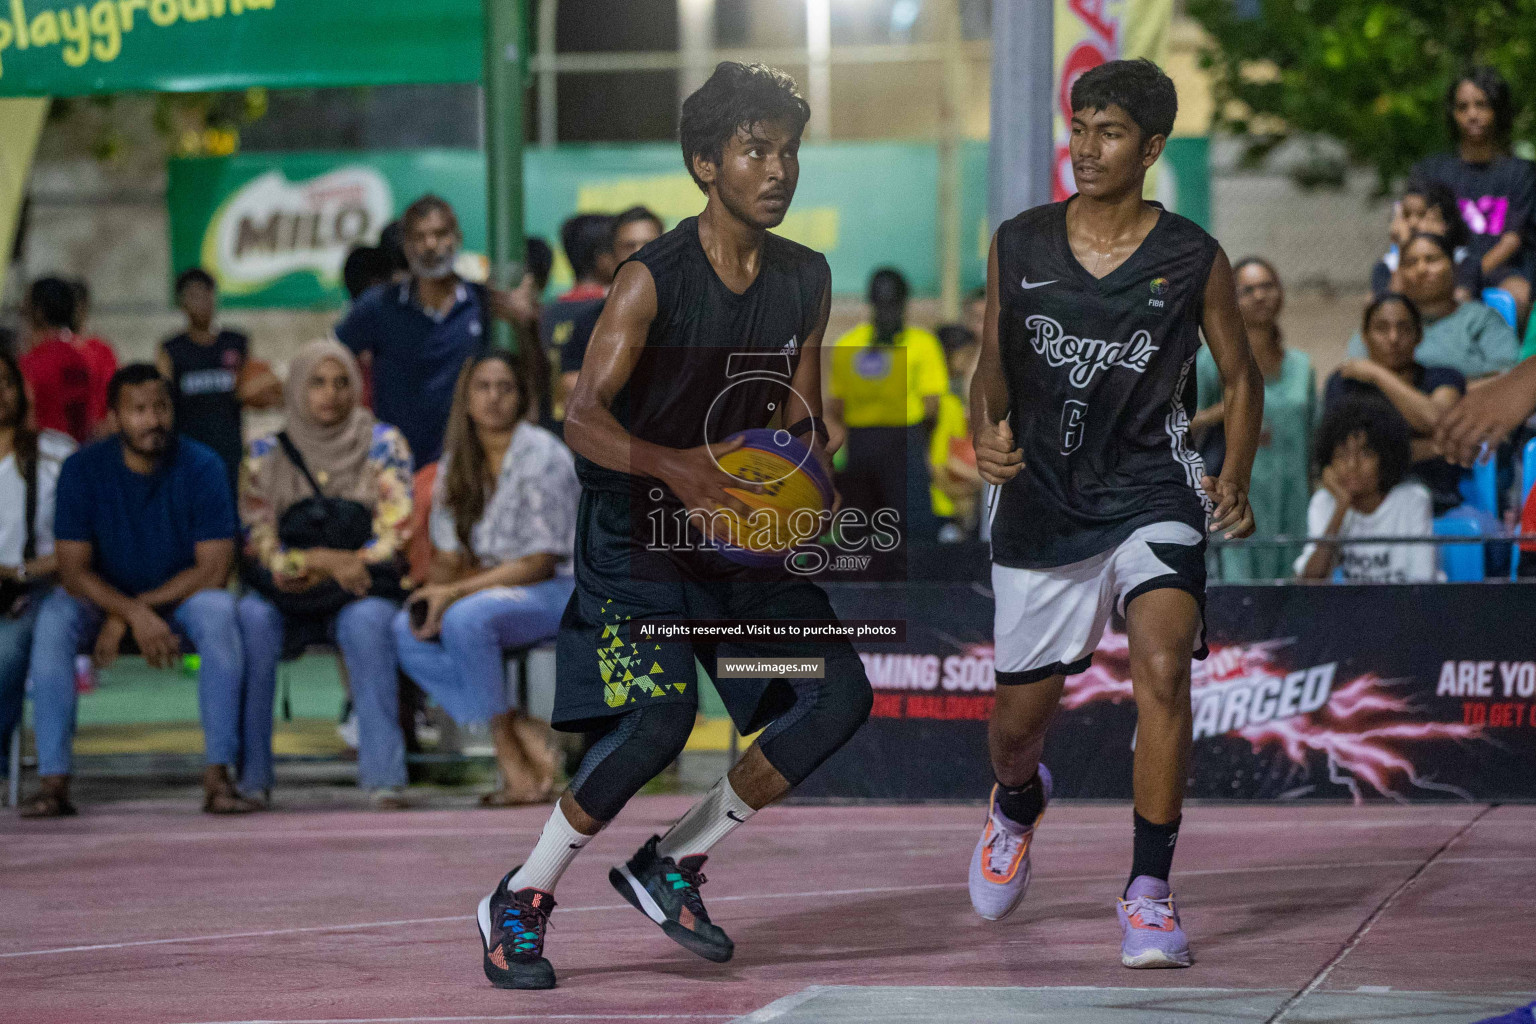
[568,702,696,822]
[756,651,873,786]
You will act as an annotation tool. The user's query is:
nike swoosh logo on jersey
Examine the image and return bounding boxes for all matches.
[1020,278,1057,289]
[726,810,748,823]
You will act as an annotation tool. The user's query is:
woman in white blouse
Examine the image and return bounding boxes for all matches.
[394,351,578,805]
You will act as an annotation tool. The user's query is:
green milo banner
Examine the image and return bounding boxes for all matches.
[0,0,481,96]
[168,139,1210,309]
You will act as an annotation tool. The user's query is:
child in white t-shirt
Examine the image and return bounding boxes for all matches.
[1295,399,1438,583]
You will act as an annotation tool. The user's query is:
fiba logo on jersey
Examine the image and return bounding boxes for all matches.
[1023,314,1158,388]
[1148,277,1169,310]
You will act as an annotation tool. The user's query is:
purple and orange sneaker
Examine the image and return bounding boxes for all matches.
[1116,875,1191,968]
[968,764,1052,921]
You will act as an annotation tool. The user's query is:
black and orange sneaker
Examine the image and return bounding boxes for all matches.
[476,868,557,989]
[610,835,734,963]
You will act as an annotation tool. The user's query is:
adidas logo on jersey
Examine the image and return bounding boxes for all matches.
[1023,314,1159,388]
[782,335,798,355]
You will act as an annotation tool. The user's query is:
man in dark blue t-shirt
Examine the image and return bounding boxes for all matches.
[335,195,532,465]
[20,365,263,819]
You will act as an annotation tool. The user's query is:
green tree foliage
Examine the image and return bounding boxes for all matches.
[1187,0,1536,188]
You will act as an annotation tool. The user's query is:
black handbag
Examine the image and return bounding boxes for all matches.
[242,432,406,617]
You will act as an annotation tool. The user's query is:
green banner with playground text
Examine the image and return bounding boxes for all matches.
[0,0,482,96]
[167,139,1210,309]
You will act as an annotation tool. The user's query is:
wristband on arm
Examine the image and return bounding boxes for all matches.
[785,416,829,446]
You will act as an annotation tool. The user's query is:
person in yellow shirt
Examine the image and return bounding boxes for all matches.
[932,325,983,540]
[827,268,948,547]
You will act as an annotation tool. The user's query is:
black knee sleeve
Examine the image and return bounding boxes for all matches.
[757,652,873,786]
[568,701,696,822]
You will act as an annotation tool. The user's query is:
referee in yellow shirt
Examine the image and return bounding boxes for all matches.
[827,268,949,547]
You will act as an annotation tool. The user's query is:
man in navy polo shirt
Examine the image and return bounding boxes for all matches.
[335,195,534,465]
[20,365,263,818]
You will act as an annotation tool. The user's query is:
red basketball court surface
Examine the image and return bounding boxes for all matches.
[3,793,1532,1024]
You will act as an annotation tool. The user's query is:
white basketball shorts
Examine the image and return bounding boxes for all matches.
[992,521,1208,685]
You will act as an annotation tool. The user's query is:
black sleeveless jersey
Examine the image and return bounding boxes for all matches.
[576,216,830,500]
[164,329,248,479]
[989,200,1219,569]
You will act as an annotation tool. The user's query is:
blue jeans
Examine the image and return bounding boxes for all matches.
[238,592,406,790]
[0,593,43,771]
[393,578,573,725]
[28,588,256,781]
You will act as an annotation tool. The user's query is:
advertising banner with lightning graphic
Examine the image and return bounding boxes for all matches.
[800,583,1535,803]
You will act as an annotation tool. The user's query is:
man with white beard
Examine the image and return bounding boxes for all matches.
[335,195,534,465]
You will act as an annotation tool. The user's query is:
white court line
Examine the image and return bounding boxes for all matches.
[175,1016,732,1024]
[729,986,830,1023]
[0,815,1492,847]
[6,852,1526,961]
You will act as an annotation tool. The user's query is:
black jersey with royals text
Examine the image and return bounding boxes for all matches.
[576,216,830,501]
[990,199,1219,569]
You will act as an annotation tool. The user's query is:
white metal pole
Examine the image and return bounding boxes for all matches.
[806,0,831,140]
[678,0,717,110]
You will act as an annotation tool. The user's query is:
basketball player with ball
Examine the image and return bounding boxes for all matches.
[475,62,873,990]
[968,59,1262,968]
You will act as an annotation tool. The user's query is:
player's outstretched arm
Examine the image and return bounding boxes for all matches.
[1200,245,1263,539]
[564,260,754,515]
[971,232,1023,486]
[1436,355,1536,466]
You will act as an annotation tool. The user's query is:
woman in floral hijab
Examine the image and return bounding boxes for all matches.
[237,339,416,809]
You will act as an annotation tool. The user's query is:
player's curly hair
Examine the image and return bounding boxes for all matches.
[1070,58,1177,143]
[1314,398,1412,495]
[680,62,811,194]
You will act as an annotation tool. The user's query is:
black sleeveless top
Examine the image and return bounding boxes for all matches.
[577,216,830,501]
[990,200,1219,569]
[164,329,248,479]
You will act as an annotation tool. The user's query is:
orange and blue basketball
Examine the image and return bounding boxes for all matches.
[710,428,834,566]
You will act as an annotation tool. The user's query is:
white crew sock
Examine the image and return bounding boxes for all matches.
[508,802,593,894]
[655,775,755,862]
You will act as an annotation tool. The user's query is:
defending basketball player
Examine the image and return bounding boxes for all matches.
[475,62,873,990]
[967,59,1263,968]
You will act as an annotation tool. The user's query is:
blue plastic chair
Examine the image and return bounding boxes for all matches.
[1510,435,1536,578]
[1458,453,1499,517]
[1435,514,1485,582]
[1483,286,1519,331]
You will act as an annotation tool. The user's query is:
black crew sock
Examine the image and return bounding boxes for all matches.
[1127,811,1181,895]
[994,771,1044,826]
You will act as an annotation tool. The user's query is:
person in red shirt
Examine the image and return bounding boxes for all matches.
[69,279,119,436]
[18,278,93,444]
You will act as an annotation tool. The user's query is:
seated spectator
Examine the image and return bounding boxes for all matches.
[828,267,948,547]
[237,340,414,810]
[22,364,259,818]
[393,351,577,805]
[159,268,284,495]
[1349,233,1519,381]
[1295,400,1436,583]
[1412,66,1535,322]
[610,205,665,264]
[931,325,981,541]
[0,352,74,778]
[1195,257,1314,581]
[342,245,398,303]
[18,277,94,444]
[67,279,119,438]
[1326,293,1466,514]
[541,213,617,425]
[1374,178,1479,300]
